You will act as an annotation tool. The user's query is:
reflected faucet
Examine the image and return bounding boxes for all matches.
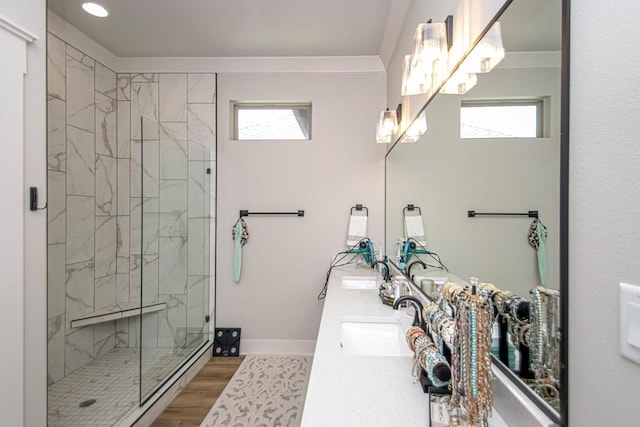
[372,260,391,282]
[406,260,427,280]
[393,295,425,330]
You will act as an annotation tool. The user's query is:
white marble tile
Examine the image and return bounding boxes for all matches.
[187,276,207,330]
[141,312,159,347]
[47,170,66,244]
[66,45,95,69]
[66,125,95,196]
[115,318,129,347]
[65,326,94,376]
[159,211,187,237]
[159,237,187,295]
[130,198,159,255]
[95,62,116,99]
[117,73,131,101]
[188,219,208,275]
[65,259,95,333]
[160,140,188,180]
[131,139,159,198]
[48,243,66,319]
[158,294,187,348]
[132,73,158,83]
[131,82,159,140]
[129,254,159,304]
[188,161,213,219]
[187,74,216,103]
[47,314,65,384]
[116,215,130,273]
[117,100,131,158]
[159,180,188,213]
[128,316,140,347]
[66,196,94,264]
[66,55,94,132]
[48,95,66,171]
[95,154,117,216]
[117,158,130,216]
[95,91,117,156]
[188,140,209,161]
[188,103,216,152]
[159,74,187,122]
[95,216,117,278]
[95,274,117,309]
[47,33,66,101]
[117,273,130,304]
[160,121,187,140]
[94,321,116,357]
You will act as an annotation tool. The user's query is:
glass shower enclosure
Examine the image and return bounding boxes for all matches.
[47,116,213,426]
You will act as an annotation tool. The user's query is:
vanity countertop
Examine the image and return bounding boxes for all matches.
[300,264,509,427]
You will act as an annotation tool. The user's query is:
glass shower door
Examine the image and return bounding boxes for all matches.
[138,117,212,402]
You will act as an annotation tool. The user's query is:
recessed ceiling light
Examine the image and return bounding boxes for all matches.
[82,2,109,17]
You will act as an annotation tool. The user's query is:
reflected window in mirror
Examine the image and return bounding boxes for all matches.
[460,99,547,138]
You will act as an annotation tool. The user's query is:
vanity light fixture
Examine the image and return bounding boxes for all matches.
[462,22,505,73]
[441,71,478,95]
[401,55,431,96]
[82,2,109,17]
[376,108,399,144]
[401,111,428,143]
[411,21,448,77]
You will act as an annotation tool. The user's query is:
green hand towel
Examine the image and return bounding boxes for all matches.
[233,218,249,283]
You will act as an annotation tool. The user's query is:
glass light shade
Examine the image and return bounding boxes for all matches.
[82,2,109,17]
[411,22,448,75]
[441,72,478,95]
[376,109,398,143]
[401,111,427,143]
[401,55,430,96]
[463,22,505,73]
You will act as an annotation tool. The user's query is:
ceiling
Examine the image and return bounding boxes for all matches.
[48,0,394,57]
[47,0,561,59]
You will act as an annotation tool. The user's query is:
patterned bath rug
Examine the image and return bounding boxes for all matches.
[200,354,313,427]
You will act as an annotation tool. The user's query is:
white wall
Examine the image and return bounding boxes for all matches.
[216,72,386,350]
[0,1,46,426]
[569,1,640,425]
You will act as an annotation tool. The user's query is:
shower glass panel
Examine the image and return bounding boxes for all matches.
[139,117,212,402]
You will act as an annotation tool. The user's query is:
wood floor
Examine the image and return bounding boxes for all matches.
[151,356,245,427]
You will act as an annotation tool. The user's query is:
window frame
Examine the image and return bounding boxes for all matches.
[460,98,548,139]
[232,101,313,141]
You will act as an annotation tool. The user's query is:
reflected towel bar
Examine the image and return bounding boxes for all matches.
[240,210,304,217]
[467,210,538,218]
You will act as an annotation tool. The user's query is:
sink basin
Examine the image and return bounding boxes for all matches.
[340,316,412,357]
[341,276,378,290]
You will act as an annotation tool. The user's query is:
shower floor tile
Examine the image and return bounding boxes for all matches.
[48,347,195,427]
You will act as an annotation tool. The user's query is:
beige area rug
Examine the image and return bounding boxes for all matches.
[200,354,313,427]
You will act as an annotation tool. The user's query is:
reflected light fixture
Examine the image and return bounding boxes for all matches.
[82,2,109,17]
[401,111,428,143]
[411,20,449,78]
[376,108,399,144]
[441,71,478,95]
[401,55,431,96]
[462,22,505,73]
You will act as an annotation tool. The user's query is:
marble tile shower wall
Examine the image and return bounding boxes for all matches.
[46,33,216,386]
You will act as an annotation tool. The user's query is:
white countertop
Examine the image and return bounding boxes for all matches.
[301,264,428,427]
[301,264,509,427]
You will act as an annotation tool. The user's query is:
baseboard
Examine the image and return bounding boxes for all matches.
[240,339,316,356]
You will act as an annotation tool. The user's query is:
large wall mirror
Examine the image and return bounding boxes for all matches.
[385,0,568,424]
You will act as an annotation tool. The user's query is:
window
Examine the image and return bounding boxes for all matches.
[232,102,312,140]
[460,99,546,139]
